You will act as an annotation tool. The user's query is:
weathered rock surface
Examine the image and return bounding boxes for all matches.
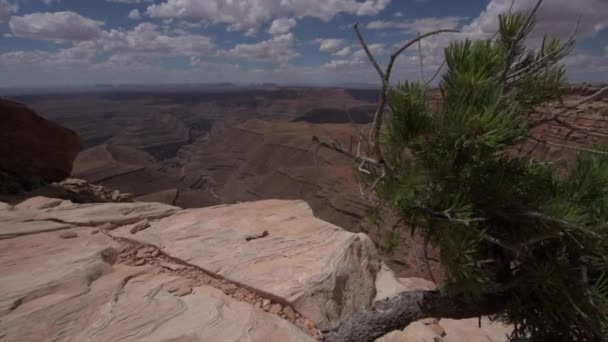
[0,229,312,342]
[0,99,81,182]
[0,198,321,341]
[0,196,383,340]
[112,199,381,329]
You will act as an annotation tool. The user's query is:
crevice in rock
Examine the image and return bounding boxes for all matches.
[105,232,322,339]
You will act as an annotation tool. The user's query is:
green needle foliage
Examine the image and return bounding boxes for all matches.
[365,4,607,341]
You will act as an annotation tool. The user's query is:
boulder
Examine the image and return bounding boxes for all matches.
[0,99,81,182]
[111,199,381,329]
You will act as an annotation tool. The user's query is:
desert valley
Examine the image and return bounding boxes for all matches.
[2,0,608,340]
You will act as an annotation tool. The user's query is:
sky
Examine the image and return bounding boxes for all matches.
[0,0,606,87]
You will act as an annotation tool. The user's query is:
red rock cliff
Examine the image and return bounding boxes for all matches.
[0,99,81,182]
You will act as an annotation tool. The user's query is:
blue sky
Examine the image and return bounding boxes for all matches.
[0,0,606,86]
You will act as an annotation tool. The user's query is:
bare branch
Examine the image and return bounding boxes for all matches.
[353,22,386,84]
[386,29,459,79]
[313,136,382,165]
[416,32,425,82]
[425,60,446,87]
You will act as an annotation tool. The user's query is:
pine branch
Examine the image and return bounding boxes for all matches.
[500,0,544,86]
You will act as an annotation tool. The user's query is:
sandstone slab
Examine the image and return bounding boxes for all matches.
[0,201,313,342]
[112,199,381,329]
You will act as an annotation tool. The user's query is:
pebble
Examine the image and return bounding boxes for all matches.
[173,286,193,297]
[268,304,282,315]
[59,232,78,239]
[283,306,296,321]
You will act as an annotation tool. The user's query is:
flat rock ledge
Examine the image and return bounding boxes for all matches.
[0,196,381,341]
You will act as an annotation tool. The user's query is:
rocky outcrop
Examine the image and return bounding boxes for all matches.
[0,222,313,342]
[111,199,381,329]
[0,196,382,340]
[43,178,133,203]
[0,99,81,182]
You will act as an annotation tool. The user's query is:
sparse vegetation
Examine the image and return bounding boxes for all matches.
[322,1,608,341]
[0,170,46,195]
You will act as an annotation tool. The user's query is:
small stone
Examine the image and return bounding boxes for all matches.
[222,284,238,295]
[173,286,193,297]
[160,261,185,271]
[150,249,160,257]
[59,232,78,239]
[233,288,248,301]
[262,299,271,307]
[268,304,282,315]
[283,306,296,321]
[133,258,146,266]
[90,229,99,235]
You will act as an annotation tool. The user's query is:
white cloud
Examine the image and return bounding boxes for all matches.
[356,0,391,16]
[268,17,296,35]
[146,0,391,33]
[9,11,104,41]
[0,0,17,23]
[128,9,142,20]
[464,0,608,40]
[333,46,352,57]
[318,38,346,52]
[102,22,214,57]
[223,33,298,64]
[366,16,466,33]
[107,0,150,3]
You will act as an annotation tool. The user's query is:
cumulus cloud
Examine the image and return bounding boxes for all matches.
[318,38,346,52]
[146,0,391,33]
[366,16,466,33]
[102,22,214,57]
[9,11,104,41]
[356,0,391,16]
[333,46,352,57]
[107,0,151,3]
[223,33,299,64]
[128,9,141,20]
[464,0,608,40]
[0,0,17,23]
[268,17,296,35]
